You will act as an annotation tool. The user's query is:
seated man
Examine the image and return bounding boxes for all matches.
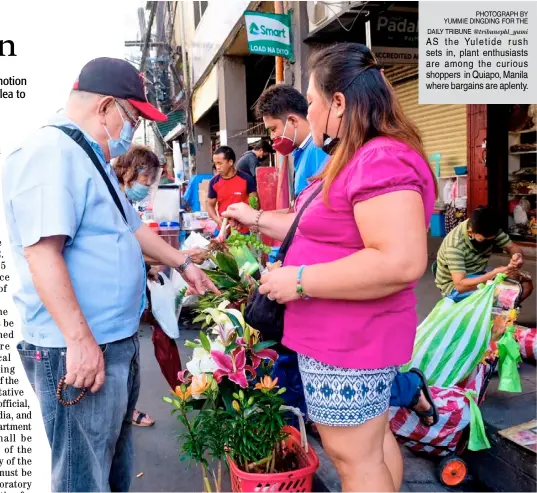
[436,206,533,302]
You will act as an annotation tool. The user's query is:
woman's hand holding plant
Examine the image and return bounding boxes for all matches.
[259,266,301,304]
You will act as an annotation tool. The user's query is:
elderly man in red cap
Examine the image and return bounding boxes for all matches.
[2,57,218,492]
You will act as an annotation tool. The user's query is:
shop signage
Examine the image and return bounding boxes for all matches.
[372,11,418,64]
[244,11,294,61]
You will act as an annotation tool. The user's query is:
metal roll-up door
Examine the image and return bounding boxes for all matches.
[388,74,467,177]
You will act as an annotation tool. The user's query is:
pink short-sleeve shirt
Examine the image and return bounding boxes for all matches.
[282,137,436,369]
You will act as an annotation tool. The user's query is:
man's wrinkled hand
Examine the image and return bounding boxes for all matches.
[65,336,105,393]
[180,263,221,296]
[184,247,209,265]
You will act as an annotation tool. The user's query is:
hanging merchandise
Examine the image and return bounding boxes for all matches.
[515,326,537,361]
[497,325,523,393]
[444,180,466,233]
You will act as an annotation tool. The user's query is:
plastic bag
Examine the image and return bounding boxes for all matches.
[390,364,489,456]
[465,390,491,451]
[147,273,179,339]
[497,325,522,392]
[515,326,537,361]
[229,245,260,276]
[402,275,504,387]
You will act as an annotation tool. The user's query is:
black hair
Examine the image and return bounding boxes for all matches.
[253,140,272,153]
[213,145,236,163]
[469,206,500,237]
[255,83,308,121]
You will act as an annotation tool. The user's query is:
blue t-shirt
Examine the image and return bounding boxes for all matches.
[292,134,328,196]
[2,115,146,347]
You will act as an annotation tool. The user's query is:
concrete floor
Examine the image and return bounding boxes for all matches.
[130,239,536,492]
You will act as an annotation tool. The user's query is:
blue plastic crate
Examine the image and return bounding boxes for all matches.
[430,211,446,237]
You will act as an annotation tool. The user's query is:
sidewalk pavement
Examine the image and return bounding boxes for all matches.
[131,238,536,492]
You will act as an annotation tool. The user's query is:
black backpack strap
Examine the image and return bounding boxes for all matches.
[276,183,323,262]
[47,125,127,223]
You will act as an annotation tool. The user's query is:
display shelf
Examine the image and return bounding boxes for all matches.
[509,193,537,197]
[510,151,537,155]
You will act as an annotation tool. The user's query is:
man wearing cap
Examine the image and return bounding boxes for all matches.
[2,57,218,492]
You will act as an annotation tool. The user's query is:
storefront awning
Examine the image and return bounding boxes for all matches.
[192,65,219,124]
[156,110,186,142]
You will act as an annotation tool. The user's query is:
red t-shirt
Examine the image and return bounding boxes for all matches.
[208,171,256,232]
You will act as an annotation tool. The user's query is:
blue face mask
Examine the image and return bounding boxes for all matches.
[126,182,150,202]
[103,102,135,159]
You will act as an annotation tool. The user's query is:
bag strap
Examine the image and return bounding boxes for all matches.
[276,183,323,262]
[47,125,127,223]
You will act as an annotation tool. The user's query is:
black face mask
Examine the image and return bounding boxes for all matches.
[470,238,494,251]
[322,103,343,155]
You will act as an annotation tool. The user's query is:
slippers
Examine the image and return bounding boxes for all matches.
[132,410,155,427]
[408,368,439,427]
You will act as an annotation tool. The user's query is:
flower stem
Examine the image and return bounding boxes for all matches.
[201,464,212,493]
[218,459,222,492]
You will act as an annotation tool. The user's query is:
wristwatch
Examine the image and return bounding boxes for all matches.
[177,256,193,273]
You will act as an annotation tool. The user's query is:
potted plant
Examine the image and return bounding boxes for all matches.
[163,303,319,492]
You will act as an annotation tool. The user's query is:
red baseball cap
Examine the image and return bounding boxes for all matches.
[73,57,167,122]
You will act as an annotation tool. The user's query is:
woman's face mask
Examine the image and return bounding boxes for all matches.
[126,181,150,202]
[103,101,135,159]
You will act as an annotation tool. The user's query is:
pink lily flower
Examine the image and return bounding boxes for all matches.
[210,348,255,388]
[177,369,192,384]
[237,337,278,369]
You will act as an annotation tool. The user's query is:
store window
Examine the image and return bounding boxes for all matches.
[507,104,537,242]
[193,1,209,29]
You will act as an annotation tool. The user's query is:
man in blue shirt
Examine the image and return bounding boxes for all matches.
[255,84,327,197]
[2,58,217,493]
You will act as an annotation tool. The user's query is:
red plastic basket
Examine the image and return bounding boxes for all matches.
[227,426,319,492]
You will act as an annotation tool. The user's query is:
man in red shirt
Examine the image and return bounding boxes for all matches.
[207,146,257,234]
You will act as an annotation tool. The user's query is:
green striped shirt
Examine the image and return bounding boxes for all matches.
[435,219,511,296]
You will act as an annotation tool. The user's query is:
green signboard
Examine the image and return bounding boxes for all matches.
[244,11,294,61]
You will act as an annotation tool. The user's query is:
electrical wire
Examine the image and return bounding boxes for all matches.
[320,1,371,32]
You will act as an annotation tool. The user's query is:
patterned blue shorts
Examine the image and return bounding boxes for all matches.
[298,354,397,427]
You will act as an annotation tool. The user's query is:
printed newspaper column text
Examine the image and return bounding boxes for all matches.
[0,239,33,492]
[419,1,536,104]
[0,77,26,100]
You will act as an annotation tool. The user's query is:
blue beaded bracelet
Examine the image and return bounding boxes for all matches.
[296,265,309,300]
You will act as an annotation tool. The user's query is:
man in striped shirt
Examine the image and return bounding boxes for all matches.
[436,206,531,302]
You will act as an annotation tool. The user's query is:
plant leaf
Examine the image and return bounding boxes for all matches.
[252,341,277,352]
[199,330,211,352]
[225,342,240,354]
[225,312,244,337]
[185,340,202,349]
[214,252,240,280]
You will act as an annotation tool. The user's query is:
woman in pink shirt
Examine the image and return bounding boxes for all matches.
[224,43,436,492]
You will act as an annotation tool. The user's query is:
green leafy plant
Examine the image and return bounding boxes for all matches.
[163,305,298,491]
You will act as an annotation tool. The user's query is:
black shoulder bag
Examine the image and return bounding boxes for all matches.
[48,125,127,222]
[244,184,322,346]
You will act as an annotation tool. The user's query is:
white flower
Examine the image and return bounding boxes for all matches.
[185,340,225,377]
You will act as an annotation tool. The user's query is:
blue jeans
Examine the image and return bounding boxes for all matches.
[389,371,422,407]
[271,352,308,427]
[17,335,140,492]
[446,271,490,302]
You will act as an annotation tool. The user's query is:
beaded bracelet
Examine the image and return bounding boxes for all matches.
[296,265,310,300]
[56,375,87,406]
[251,209,264,234]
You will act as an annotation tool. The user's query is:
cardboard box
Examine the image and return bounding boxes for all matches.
[198,180,210,212]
